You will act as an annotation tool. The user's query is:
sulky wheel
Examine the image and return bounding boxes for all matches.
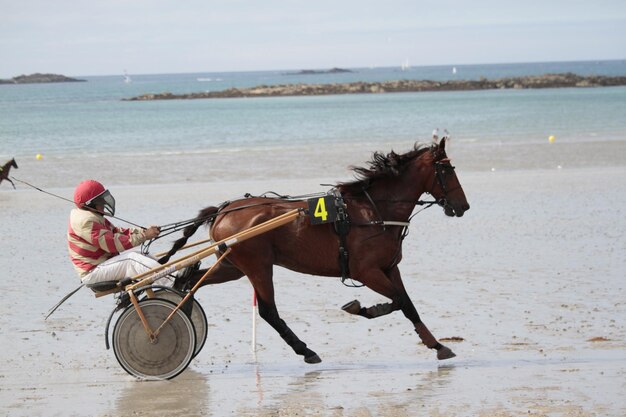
[149,289,208,358]
[112,298,196,380]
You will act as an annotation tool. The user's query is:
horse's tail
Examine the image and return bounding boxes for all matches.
[158,205,220,264]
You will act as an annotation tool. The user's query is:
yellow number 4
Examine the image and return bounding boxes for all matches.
[314,197,328,221]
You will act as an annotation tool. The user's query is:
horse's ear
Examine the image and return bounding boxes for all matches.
[438,129,450,152]
[432,136,447,161]
[432,128,440,144]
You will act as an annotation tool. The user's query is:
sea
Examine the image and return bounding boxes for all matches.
[1,60,625,160]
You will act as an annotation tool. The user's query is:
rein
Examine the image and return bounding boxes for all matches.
[142,193,329,252]
[153,192,324,235]
[10,176,147,229]
[343,194,438,226]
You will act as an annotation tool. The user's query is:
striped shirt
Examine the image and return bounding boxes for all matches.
[67,208,146,277]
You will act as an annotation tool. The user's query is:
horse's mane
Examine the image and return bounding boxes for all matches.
[337,143,433,193]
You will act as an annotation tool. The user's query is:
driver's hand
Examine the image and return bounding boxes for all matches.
[144,225,161,240]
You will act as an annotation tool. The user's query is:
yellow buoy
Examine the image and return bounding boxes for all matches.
[36,153,43,160]
[548,135,555,143]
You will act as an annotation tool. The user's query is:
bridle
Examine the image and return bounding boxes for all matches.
[431,157,461,211]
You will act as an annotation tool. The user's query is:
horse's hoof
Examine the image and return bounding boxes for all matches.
[341,300,361,315]
[304,354,322,364]
[436,345,456,360]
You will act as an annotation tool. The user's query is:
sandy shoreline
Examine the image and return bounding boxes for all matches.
[1,143,625,416]
[3,138,625,189]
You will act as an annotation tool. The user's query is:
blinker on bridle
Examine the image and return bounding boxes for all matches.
[432,157,458,209]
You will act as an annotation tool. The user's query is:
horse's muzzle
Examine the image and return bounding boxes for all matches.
[440,199,470,217]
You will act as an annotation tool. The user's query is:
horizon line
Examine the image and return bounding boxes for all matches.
[3,58,625,79]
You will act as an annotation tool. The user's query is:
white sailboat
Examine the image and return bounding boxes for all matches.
[401,58,410,71]
[452,67,457,74]
[123,70,132,84]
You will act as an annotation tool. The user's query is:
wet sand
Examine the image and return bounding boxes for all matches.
[1,142,625,416]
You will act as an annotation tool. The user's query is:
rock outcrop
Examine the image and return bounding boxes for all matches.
[123,73,626,101]
[0,73,85,84]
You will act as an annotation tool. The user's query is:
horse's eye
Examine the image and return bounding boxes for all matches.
[442,165,455,175]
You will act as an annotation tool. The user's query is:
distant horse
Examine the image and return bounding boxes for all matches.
[0,158,18,189]
[162,138,469,363]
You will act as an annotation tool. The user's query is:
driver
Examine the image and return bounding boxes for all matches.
[67,179,170,287]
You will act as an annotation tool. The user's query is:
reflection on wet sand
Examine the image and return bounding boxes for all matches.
[114,369,210,416]
[254,359,263,406]
[418,364,457,391]
[236,362,456,416]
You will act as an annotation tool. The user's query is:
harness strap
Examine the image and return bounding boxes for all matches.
[361,220,411,227]
[361,185,386,230]
[382,221,410,227]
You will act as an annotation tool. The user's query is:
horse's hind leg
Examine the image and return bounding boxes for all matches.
[250,267,321,364]
[175,258,245,291]
[256,296,321,364]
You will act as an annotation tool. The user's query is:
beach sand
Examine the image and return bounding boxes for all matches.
[1,141,625,416]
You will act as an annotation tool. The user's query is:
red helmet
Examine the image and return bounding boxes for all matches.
[73,180,116,216]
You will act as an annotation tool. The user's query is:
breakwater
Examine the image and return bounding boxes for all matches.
[123,73,626,101]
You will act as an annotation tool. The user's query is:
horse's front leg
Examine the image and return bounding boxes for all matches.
[387,266,456,360]
[341,265,404,320]
[343,266,455,360]
[341,299,400,318]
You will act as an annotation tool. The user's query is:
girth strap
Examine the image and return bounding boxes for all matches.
[330,191,352,284]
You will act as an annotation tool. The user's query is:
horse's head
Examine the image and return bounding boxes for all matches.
[11,158,18,169]
[427,137,470,217]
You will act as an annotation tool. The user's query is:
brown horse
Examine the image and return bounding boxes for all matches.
[0,158,18,189]
[162,138,469,363]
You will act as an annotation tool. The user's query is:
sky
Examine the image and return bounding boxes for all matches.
[1,0,625,77]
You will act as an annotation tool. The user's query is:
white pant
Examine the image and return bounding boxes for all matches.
[81,251,173,287]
